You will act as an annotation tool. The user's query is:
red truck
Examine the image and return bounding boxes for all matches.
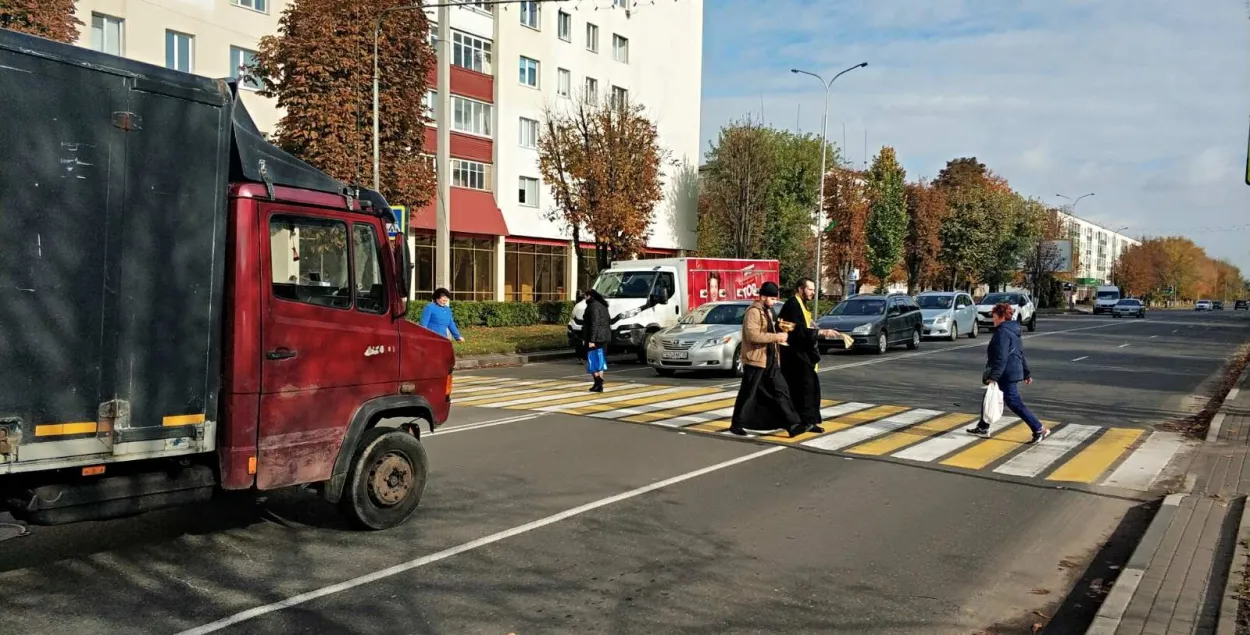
[0,30,453,530]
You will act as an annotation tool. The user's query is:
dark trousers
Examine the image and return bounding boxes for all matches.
[999,380,1043,433]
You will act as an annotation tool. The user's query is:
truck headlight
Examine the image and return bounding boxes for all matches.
[852,324,872,335]
[614,307,641,321]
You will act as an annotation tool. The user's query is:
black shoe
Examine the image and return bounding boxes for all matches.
[727,426,747,436]
[966,425,990,436]
[786,424,807,438]
[807,424,825,434]
[1029,427,1051,444]
[590,383,604,393]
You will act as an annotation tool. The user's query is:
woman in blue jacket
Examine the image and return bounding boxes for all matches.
[420,288,465,342]
[967,303,1049,443]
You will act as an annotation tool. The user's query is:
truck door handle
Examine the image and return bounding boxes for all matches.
[266,348,298,360]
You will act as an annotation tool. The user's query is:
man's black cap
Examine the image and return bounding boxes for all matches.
[759,281,780,298]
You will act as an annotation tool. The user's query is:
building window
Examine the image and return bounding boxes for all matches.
[452,31,492,74]
[452,159,491,191]
[614,0,628,7]
[505,243,568,302]
[557,68,571,98]
[519,177,539,207]
[519,117,539,149]
[451,237,495,301]
[557,11,572,41]
[586,23,599,52]
[458,0,493,15]
[452,96,493,137]
[165,30,194,72]
[584,77,599,103]
[91,14,123,56]
[519,56,539,87]
[577,247,603,292]
[520,1,540,29]
[611,85,628,108]
[231,0,268,13]
[269,215,350,310]
[423,89,437,119]
[612,34,629,62]
[230,46,260,90]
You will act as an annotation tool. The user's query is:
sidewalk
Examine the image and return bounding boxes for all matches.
[1088,368,1250,635]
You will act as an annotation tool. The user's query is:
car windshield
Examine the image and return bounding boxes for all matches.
[680,303,747,325]
[916,295,953,310]
[1097,291,1120,300]
[827,298,886,316]
[1116,299,1140,306]
[591,271,655,299]
[982,293,1022,305]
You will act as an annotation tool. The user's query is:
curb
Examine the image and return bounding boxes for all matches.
[1086,494,1185,635]
[1217,497,1250,635]
[453,348,576,370]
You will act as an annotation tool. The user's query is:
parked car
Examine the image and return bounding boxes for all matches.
[1213,301,1225,310]
[915,291,979,341]
[1112,298,1146,318]
[976,291,1037,332]
[646,300,780,377]
[1195,300,1213,311]
[815,294,923,355]
[1235,300,1248,311]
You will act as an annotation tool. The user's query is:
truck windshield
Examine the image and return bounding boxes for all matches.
[827,298,886,316]
[916,295,953,309]
[1097,291,1120,300]
[592,271,656,299]
[680,303,747,325]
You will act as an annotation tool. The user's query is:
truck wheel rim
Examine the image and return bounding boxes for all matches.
[369,452,413,507]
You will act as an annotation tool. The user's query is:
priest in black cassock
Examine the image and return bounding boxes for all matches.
[729,282,808,438]
[777,278,841,434]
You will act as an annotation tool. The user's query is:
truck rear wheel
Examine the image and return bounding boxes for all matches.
[339,427,428,530]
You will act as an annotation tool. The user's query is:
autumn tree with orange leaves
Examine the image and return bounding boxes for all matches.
[250,0,436,209]
[1116,237,1246,304]
[1,0,79,42]
[902,180,947,293]
[538,94,664,276]
[822,167,870,296]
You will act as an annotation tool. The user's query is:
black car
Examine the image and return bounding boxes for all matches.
[1236,300,1248,311]
[815,293,923,355]
[1214,301,1225,310]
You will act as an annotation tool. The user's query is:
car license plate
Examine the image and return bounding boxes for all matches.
[661,351,688,360]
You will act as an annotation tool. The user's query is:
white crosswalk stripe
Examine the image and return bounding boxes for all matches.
[993,424,1100,478]
[471,383,637,408]
[891,417,1020,462]
[537,386,692,413]
[803,409,944,452]
[1101,431,1189,490]
[589,391,738,419]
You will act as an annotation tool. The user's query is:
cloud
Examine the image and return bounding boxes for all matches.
[700,0,1250,270]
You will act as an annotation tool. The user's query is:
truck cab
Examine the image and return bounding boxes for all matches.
[569,261,684,362]
[1093,285,1122,314]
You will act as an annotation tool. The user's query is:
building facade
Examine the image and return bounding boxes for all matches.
[69,0,704,303]
[1056,210,1140,288]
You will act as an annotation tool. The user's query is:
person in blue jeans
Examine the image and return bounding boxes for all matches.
[967,302,1050,444]
[420,288,465,343]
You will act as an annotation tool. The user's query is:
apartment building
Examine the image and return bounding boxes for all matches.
[1056,210,1140,288]
[69,0,705,303]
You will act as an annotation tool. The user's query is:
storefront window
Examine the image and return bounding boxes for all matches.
[452,237,495,300]
[412,234,435,299]
[505,243,567,301]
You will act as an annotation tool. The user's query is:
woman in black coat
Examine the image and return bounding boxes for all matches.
[582,289,612,392]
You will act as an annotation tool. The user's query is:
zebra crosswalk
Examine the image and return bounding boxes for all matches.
[451,375,1192,492]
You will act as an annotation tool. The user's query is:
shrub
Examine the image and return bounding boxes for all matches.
[407,300,576,327]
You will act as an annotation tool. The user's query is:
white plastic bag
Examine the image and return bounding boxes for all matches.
[982,383,1004,425]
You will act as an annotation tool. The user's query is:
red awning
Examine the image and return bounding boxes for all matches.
[412,188,509,236]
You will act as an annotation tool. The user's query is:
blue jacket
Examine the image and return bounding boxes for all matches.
[986,319,1030,383]
[420,303,462,340]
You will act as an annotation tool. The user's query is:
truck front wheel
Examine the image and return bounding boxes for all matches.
[339,427,429,530]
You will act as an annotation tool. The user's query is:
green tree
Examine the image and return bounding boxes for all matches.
[864,147,907,289]
[1,0,79,42]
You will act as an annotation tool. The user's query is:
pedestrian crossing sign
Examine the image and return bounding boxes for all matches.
[388,205,407,239]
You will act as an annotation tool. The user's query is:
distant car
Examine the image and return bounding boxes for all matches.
[976,291,1037,332]
[1112,298,1146,319]
[1213,301,1225,310]
[815,293,923,355]
[646,300,780,378]
[915,291,979,341]
[1236,300,1248,311]
[1195,300,1213,311]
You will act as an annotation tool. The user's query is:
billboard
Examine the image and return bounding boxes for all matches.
[1045,239,1073,274]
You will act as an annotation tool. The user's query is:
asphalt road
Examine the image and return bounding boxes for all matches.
[2,311,1246,634]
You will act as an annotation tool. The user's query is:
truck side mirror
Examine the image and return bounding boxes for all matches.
[654,287,670,304]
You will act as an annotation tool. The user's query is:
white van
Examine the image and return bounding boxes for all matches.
[1093,285,1121,314]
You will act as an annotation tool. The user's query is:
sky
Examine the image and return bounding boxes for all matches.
[700,0,1250,270]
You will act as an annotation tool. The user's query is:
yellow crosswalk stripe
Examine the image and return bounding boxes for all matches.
[940,423,1033,469]
[507,386,658,410]
[1047,428,1144,483]
[846,413,979,456]
[759,405,908,444]
[687,419,732,433]
[562,387,725,415]
[623,398,739,423]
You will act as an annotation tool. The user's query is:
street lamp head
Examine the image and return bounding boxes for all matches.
[857,62,868,68]
[790,69,799,74]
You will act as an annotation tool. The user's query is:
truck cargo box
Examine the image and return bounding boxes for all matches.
[0,28,354,473]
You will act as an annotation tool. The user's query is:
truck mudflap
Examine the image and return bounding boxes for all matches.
[0,400,217,476]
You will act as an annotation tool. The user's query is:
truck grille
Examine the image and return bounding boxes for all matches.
[662,339,694,351]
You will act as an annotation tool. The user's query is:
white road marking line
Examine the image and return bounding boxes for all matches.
[1228,388,1241,402]
[892,417,1021,462]
[1072,356,1089,362]
[1118,343,1130,348]
[1206,412,1227,443]
[1150,335,1158,339]
[1101,432,1187,491]
[589,391,738,419]
[994,424,1100,478]
[1173,330,1178,333]
[803,409,944,452]
[175,446,787,635]
[471,383,634,408]
[431,414,541,436]
[537,385,691,413]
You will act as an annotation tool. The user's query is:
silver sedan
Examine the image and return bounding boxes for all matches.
[646,301,777,377]
[915,291,979,341]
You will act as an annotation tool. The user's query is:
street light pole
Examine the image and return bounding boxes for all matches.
[790,62,867,314]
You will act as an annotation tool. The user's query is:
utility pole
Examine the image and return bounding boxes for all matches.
[435,3,451,289]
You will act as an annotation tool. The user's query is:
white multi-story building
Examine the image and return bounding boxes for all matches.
[1056,210,1140,288]
[70,0,703,303]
